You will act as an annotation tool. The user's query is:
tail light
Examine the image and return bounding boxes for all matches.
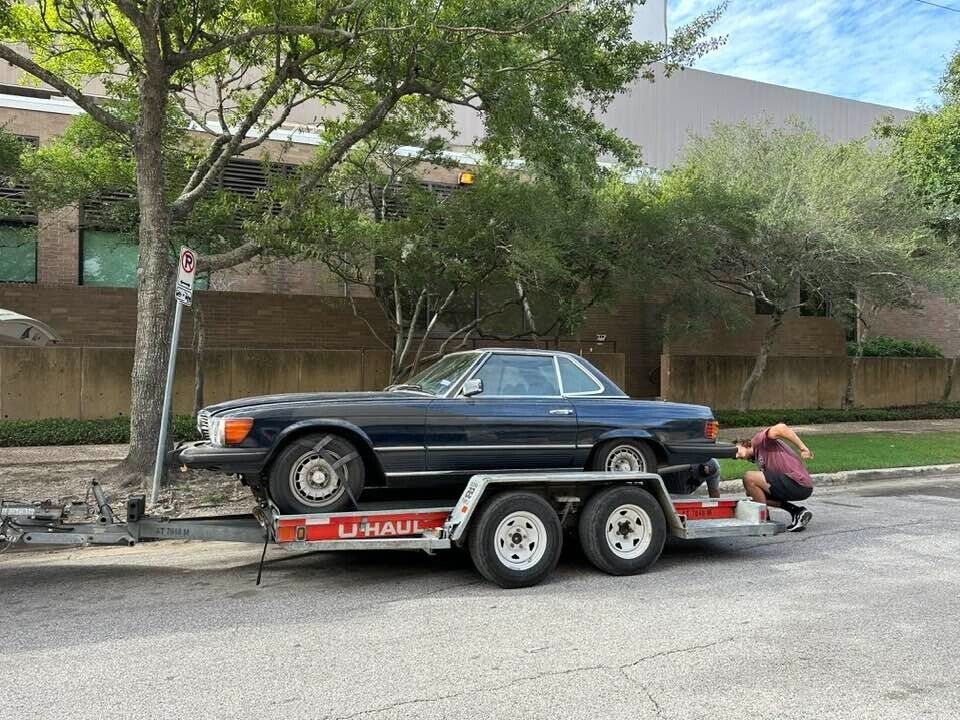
[704,420,719,440]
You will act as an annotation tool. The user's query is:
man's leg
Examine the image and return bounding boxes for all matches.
[742,470,780,505]
[704,461,721,498]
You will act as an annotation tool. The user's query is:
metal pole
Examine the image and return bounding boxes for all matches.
[151,299,184,505]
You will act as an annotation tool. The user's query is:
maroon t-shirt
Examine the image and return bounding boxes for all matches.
[751,428,813,488]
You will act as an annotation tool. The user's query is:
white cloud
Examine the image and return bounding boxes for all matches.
[640,0,959,109]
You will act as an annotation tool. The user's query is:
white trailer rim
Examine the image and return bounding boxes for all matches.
[605,503,652,558]
[494,511,548,570]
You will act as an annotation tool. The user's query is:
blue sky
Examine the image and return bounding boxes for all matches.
[634,0,958,110]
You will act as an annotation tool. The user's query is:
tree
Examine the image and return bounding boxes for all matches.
[652,121,931,410]
[881,48,960,400]
[279,121,634,380]
[0,0,722,486]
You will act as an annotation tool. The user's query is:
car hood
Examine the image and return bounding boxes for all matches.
[202,391,428,415]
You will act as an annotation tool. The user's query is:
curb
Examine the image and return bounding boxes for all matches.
[716,463,960,495]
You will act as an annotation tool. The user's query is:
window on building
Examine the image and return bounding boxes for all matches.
[754,296,775,315]
[0,223,37,282]
[81,229,139,287]
[799,284,831,317]
[80,230,210,289]
[0,135,38,283]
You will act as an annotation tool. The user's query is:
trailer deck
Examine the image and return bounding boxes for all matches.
[2,472,784,587]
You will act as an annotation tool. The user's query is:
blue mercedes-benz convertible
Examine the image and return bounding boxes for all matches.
[177,348,733,514]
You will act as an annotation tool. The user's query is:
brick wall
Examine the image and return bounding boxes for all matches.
[664,297,847,359]
[37,205,80,285]
[0,284,391,350]
[871,289,960,357]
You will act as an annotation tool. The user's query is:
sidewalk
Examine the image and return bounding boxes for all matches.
[720,417,960,440]
[0,444,127,467]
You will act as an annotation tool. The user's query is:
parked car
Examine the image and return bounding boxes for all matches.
[175,348,734,514]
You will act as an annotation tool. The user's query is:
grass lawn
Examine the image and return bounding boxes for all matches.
[718,431,960,480]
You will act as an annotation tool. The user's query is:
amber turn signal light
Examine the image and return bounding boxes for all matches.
[704,420,719,440]
[223,417,254,445]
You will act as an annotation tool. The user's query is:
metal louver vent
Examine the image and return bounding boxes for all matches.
[379,181,458,220]
[0,135,39,222]
[81,189,135,228]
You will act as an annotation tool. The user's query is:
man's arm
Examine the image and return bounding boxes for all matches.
[768,423,814,460]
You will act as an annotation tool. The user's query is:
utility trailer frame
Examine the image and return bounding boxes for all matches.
[1,472,784,588]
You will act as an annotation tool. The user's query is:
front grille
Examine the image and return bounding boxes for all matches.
[197,412,210,440]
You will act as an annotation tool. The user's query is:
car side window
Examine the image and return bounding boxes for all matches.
[558,357,603,394]
[472,355,560,396]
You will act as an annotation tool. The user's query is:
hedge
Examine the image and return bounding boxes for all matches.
[846,336,944,358]
[716,403,960,429]
[3,403,960,446]
[0,415,198,447]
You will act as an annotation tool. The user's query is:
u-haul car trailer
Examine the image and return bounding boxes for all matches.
[1,471,782,588]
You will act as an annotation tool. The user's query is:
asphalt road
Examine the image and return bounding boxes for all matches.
[2,476,959,719]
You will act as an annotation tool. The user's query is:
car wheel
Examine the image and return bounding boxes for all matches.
[578,485,666,575]
[591,439,657,474]
[467,492,562,589]
[267,433,365,514]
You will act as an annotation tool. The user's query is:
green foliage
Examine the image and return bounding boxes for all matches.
[846,336,944,358]
[880,49,960,298]
[652,120,931,320]
[0,416,197,447]
[715,403,960,429]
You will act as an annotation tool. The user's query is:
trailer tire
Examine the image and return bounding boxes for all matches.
[578,485,666,576]
[268,433,365,514]
[468,492,562,589]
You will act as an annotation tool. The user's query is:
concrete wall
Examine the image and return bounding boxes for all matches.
[661,355,960,410]
[0,347,393,420]
[0,347,625,420]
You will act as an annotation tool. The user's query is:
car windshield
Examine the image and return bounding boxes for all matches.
[398,352,479,395]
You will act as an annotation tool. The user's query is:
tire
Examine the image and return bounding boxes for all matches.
[267,433,365,514]
[467,492,563,589]
[591,439,657,474]
[578,485,666,576]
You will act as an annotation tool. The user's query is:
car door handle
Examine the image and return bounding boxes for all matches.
[549,408,574,416]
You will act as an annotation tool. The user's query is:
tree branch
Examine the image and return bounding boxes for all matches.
[0,44,133,135]
[196,239,262,271]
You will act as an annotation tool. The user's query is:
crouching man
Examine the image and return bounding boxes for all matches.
[734,423,814,532]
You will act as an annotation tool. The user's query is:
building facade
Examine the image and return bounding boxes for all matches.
[0,59,944,399]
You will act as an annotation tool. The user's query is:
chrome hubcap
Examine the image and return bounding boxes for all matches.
[605,445,647,473]
[494,512,548,570]
[290,452,347,507]
[605,503,652,559]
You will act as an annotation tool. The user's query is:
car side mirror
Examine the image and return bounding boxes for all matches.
[462,378,483,397]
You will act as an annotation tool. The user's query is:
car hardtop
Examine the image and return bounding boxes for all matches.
[437,348,628,399]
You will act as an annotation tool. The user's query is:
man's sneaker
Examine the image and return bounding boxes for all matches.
[787,508,813,532]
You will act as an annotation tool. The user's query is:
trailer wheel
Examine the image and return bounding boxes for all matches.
[268,433,364,514]
[468,492,562,589]
[578,485,666,576]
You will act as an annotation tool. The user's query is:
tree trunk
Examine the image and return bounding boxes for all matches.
[738,310,784,411]
[944,355,959,402]
[842,309,868,410]
[115,73,174,487]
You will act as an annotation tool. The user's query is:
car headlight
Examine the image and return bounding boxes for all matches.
[208,417,253,447]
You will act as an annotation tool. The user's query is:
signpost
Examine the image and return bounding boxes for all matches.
[151,247,197,505]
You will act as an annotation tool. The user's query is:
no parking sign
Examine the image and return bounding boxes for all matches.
[175,247,196,306]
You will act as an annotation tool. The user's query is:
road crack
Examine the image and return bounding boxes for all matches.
[323,636,736,719]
